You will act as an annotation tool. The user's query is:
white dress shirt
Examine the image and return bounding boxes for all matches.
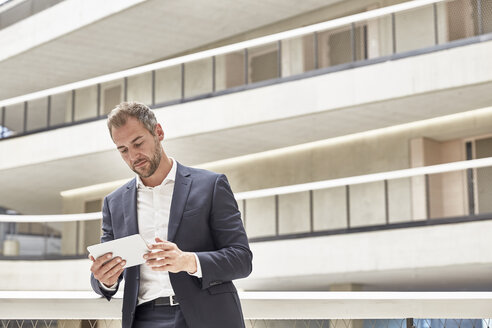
[100,158,202,304]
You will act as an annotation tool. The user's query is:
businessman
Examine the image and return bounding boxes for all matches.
[89,102,253,328]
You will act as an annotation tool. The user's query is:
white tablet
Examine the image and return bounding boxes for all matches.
[87,234,149,268]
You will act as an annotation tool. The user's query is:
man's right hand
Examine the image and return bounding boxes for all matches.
[89,253,126,288]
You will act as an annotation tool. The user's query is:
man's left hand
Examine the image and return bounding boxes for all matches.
[144,237,197,274]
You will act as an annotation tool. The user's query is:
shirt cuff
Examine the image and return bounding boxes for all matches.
[188,253,202,278]
[99,281,118,292]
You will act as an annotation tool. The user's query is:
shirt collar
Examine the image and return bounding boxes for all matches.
[136,157,176,190]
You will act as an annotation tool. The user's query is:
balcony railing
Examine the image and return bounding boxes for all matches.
[1,291,492,326]
[1,157,491,259]
[0,0,65,31]
[1,0,491,140]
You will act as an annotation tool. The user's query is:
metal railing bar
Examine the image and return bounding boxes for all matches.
[180,63,185,100]
[22,101,27,133]
[351,22,357,62]
[309,190,314,233]
[0,106,4,138]
[425,174,431,219]
[96,83,101,117]
[478,0,483,35]
[46,95,51,127]
[212,56,216,93]
[275,195,279,236]
[277,40,282,78]
[151,70,156,106]
[433,2,439,45]
[123,77,128,102]
[384,180,389,224]
[392,13,397,54]
[70,90,75,123]
[0,212,102,223]
[346,185,351,228]
[244,48,248,85]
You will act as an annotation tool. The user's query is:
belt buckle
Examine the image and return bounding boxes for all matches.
[170,295,179,306]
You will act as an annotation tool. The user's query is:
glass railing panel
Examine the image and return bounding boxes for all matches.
[74,85,98,122]
[483,0,492,34]
[375,14,395,57]
[50,91,72,126]
[435,1,449,45]
[100,79,124,115]
[360,16,390,60]
[439,170,469,217]
[476,166,492,214]
[4,103,24,137]
[349,181,386,228]
[244,196,276,239]
[184,58,213,98]
[0,0,31,29]
[395,5,437,53]
[278,191,310,235]
[60,221,77,256]
[280,34,315,78]
[0,219,100,258]
[475,121,492,215]
[155,65,181,104]
[127,72,152,106]
[317,25,355,68]
[215,50,246,91]
[0,0,65,31]
[248,42,280,84]
[312,186,348,231]
[387,177,412,224]
[445,0,479,42]
[26,98,48,132]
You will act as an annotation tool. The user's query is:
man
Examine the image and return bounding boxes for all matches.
[89,102,253,328]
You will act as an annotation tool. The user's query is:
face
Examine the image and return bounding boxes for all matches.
[111,117,164,178]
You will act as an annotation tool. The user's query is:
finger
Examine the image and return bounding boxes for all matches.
[101,259,126,282]
[144,250,171,260]
[102,266,125,285]
[94,256,122,275]
[146,258,171,267]
[149,242,175,251]
[155,237,165,243]
[95,253,113,266]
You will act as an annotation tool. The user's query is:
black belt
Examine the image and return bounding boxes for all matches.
[139,296,180,308]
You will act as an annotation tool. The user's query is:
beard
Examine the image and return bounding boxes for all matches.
[131,138,162,178]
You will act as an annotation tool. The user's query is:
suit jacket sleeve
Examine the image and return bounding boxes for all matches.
[196,174,253,289]
[90,195,123,300]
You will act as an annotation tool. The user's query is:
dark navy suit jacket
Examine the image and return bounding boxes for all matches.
[90,162,253,328]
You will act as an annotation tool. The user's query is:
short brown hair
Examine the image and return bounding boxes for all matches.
[107,102,157,138]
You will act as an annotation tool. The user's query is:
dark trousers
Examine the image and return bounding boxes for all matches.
[132,303,188,328]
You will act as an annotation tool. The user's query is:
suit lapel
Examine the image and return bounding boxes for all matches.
[168,162,192,242]
[123,178,139,236]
